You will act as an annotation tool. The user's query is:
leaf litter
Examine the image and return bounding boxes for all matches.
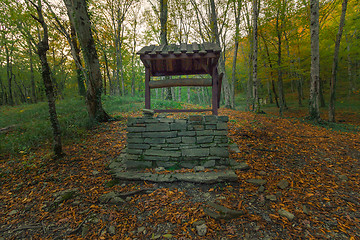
[0,109,359,239]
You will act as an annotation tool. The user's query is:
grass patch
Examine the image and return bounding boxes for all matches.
[103,95,143,114]
[315,120,359,133]
[152,99,183,109]
[0,95,145,156]
[0,96,89,155]
[0,95,192,156]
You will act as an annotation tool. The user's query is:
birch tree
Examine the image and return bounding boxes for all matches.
[252,0,260,112]
[309,0,320,121]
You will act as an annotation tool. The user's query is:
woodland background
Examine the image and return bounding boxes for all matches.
[1,0,359,112]
[1,1,360,239]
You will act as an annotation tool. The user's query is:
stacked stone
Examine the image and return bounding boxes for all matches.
[125,115,229,169]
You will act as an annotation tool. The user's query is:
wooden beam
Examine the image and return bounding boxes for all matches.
[149,78,212,88]
[142,52,219,61]
[154,109,212,113]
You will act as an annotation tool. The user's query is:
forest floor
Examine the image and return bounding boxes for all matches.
[0,107,359,239]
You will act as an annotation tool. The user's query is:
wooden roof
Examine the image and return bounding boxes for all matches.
[137,42,221,77]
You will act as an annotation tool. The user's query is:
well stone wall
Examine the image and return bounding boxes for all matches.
[125,115,229,169]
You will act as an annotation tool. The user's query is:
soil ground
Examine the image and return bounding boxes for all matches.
[1,108,359,239]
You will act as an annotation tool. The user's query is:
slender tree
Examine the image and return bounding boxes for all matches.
[44,0,86,97]
[28,38,37,103]
[63,0,110,122]
[231,0,242,109]
[309,0,321,121]
[5,41,14,105]
[29,0,63,157]
[209,0,231,108]
[160,0,173,100]
[329,0,348,122]
[130,12,138,97]
[275,0,288,116]
[252,0,260,112]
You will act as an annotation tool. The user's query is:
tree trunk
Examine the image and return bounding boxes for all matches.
[13,75,26,103]
[231,41,238,109]
[104,51,112,95]
[252,0,259,112]
[276,4,286,116]
[297,78,303,106]
[267,79,273,104]
[32,0,63,157]
[187,88,190,102]
[319,77,325,107]
[95,33,112,96]
[114,9,124,96]
[70,23,86,97]
[64,0,110,122]
[5,44,14,106]
[131,18,137,97]
[209,0,231,108]
[160,0,172,100]
[119,31,125,96]
[28,39,37,103]
[309,0,321,121]
[329,0,348,122]
[345,34,354,96]
[231,0,242,109]
[0,74,6,105]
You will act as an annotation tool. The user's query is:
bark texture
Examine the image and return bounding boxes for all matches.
[231,0,242,109]
[209,0,231,108]
[160,0,172,100]
[64,0,110,122]
[252,0,259,112]
[32,0,63,157]
[70,24,86,97]
[275,0,287,116]
[309,0,321,121]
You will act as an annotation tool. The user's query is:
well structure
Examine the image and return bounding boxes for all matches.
[122,42,230,169]
[137,42,223,115]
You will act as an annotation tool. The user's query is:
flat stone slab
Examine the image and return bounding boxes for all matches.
[277,179,290,189]
[232,162,250,171]
[229,143,241,153]
[278,208,295,221]
[113,169,238,183]
[246,178,267,186]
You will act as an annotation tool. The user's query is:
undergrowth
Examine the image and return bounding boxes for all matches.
[0,95,196,156]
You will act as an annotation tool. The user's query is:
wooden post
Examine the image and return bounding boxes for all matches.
[218,72,224,108]
[212,67,219,115]
[145,67,150,109]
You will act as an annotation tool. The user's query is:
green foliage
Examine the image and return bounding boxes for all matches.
[314,119,359,133]
[0,97,88,155]
[152,99,183,109]
[102,95,143,114]
[0,94,210,156]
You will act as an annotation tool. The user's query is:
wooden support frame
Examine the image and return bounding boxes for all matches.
[138,42,222,115]
[149,78,212,88]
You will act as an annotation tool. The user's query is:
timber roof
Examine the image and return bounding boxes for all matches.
[137,42,221,77]
[137,42,221,56]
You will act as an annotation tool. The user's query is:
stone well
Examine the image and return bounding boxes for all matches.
[124,113,230,169]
